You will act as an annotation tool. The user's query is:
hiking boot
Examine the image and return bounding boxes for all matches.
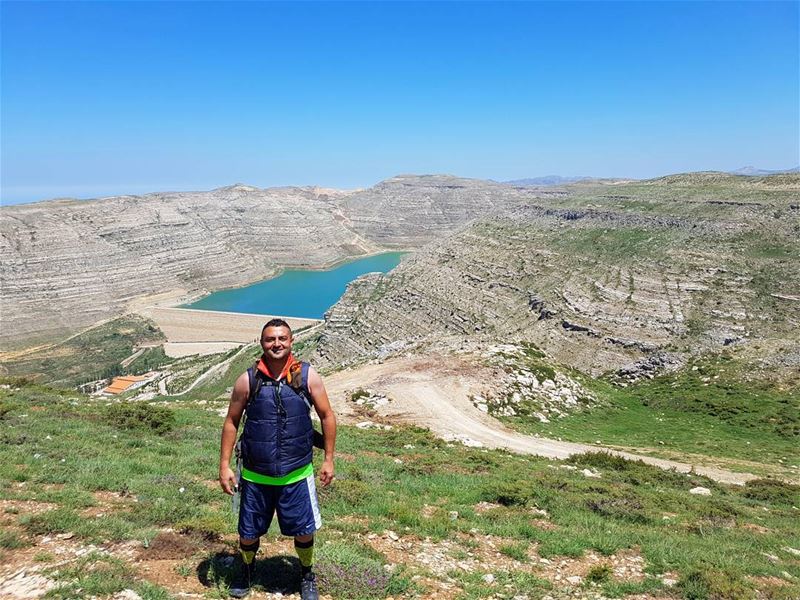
[300,572,319,600]
[228,559,254,598]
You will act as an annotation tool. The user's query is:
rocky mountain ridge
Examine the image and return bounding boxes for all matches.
[1,175,539,349]
[3,172,798,384]
[1,185,373,348]
[313,173,800,379]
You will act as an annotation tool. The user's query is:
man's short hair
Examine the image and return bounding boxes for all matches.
[261,318,292,337]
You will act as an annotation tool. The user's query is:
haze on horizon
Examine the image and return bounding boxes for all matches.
[1,1,798,206]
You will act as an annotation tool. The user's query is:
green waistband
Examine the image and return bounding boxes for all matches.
[241,462,313,486]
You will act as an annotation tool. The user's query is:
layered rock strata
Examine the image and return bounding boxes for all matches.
[314,174,800,377]
[1,185,371,348]
[337,174,538,246]
[2,176,538,349]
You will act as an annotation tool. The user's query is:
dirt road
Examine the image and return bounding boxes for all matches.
[324,354,759,485]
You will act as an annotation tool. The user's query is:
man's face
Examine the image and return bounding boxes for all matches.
[261,326,293,360]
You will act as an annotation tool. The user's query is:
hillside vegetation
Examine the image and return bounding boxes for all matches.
[1,371,799,599]
[0,315,168,387]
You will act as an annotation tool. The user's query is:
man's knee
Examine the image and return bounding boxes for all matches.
[295,533,313,544]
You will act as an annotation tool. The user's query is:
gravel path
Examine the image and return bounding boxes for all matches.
[324,354,759,485]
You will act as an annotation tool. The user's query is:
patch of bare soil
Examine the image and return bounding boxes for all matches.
[537,547,647,584]
[0,499,58,523]
[137,531,225,561]
[79,490,136,518]
[742,523,772,534]
[137,557,209,597]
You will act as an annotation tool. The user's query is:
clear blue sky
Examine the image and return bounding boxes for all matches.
[2,1,798,204]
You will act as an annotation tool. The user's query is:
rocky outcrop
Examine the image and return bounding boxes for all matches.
[471,344,601,421]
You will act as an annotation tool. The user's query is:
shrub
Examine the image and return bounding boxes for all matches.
[567,451,634,471]
[103,403,175,434]
[350,388,371,402]
[586,564,612,583]
[585,490,651,524]
[0,530,25,549]
[482,480,533,507]
[742,478,800,506]
[677,567,754,600]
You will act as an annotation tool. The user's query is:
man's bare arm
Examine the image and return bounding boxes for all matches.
[219,371,249,495]
[308,366,337,486]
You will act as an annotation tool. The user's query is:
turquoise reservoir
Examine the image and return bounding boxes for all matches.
[183,252,405,318]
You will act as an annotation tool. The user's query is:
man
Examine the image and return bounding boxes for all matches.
[219,318,336,599]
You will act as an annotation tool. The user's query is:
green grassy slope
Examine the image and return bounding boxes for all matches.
[1,373,798,599]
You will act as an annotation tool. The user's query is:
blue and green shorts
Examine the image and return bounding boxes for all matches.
[237,473,322,539]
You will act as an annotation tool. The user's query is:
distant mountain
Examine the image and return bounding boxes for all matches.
[504,175,592,187]
[730,166,800,176]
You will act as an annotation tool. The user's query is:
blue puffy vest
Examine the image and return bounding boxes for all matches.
[240,361,314,477]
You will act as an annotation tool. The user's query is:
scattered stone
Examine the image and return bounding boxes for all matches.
[581,468,601,478]
[782,546,800,557]
[442,433,483,447]
[0,569,56,599]
[112,591,143,600]
[566,575,582,585]
[472,344,601,421]
[349,388,391,408]
[481,573,495,584]
[355,421,392,430]
[689,486,712,496]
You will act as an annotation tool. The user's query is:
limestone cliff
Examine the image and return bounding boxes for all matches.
[1,175,535,349]
[0,185,373,348]
[314,174,800,378]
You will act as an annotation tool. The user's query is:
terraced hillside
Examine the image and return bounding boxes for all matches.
[1,176,539,350]
[315,173,800,380]
[0,185,371,348]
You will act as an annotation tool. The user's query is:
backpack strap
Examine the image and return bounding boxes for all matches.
[246,361,264,408]
[288,361,324,449]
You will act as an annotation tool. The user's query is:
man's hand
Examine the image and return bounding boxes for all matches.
[319,459,335,486]
[219,465,237,495]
